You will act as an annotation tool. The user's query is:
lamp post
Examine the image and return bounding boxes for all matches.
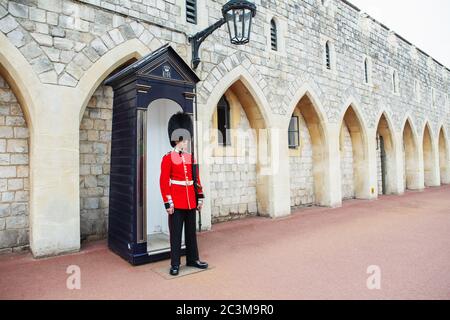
[188,0,257,69]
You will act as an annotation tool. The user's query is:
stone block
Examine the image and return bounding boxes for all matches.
[38,0,62,13]
[30,7,46,22]
[58,73,77,87]
[2,192,14,202]
[0,166,15,178]
[6,215,28,229]
[7,139,28,153]
[54,37,74,50]
[0,153,9,164]
[73,52,92,71]
[20,42,42,60]
[99,197,109,208]
[84,197,99,209]
[31,33,53,47]
[83,175,97,188]
[31,56,53,74]
[96,174,109,187]
[93,142,107,154]
[14,191,28,202]
[65,62,83,80]
[90,38,108,56]
[11,203,28,216]
[7,178,23,191]
[0,229,21,248]
[7,29,26,47]
[6,116,25,126]
[108,28,125,45]
[0,14,18,34]
[90,165,103,175]
[0,203,10,218]
[0,5,7,19]
[0,178,7,191]
[42,47,61,62]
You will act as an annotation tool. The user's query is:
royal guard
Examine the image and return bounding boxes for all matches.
[160,112,208,276]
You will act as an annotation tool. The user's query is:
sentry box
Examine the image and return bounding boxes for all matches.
[104,44,200,265]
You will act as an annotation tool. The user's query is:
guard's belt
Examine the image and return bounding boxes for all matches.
[170,179,194,186]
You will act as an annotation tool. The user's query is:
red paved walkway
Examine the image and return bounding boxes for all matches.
[1,186,450,300]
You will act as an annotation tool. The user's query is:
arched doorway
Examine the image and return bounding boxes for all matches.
[402,119,421,190]
[79,59,136,242]
[423,123,437,187]
[288,94,327,208]
[0,72,30,253]
[209,79,267,223]
[438,127,449,184]
[339,105,367,200]
[376,113,395,195]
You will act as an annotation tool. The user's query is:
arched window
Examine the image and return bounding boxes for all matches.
[217,95,231,146]
[270,19,277,51]
[186,0,197,24]
[325,41,331,70]
[364,58,369,83]
[288,116,299,149]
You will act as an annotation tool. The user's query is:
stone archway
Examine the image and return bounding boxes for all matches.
[288,94,327,208]
[422,123,438,187]
[79,56,139,242]
[0,72,30,253]
[208,79,267,223]
[76,39,156,242]
[438,127,450,184]
[375,113,396,195]
[339,105,368,200]
[402,118,421,190]
[0,33,38,254]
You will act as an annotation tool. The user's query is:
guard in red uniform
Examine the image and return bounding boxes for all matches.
[160,112,208,276]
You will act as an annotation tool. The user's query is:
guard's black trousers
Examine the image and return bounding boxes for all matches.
[168,208,199,267]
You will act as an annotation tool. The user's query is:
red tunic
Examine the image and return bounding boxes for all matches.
[159,150,204,210]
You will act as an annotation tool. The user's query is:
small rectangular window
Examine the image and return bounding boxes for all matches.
[288,116,299,149]
[186,0,197,24]
[325,42,331,70]
[270,20,277,51]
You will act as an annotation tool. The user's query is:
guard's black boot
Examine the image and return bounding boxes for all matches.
[186,260,208,269]
[169,265,179,276]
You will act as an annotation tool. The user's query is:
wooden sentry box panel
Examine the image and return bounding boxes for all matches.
[104,44,200,265]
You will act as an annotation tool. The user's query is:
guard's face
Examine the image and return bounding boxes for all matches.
[177,139,189,150]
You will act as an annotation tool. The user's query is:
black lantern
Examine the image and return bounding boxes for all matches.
[189,0,257,69]
[222,0,256,45]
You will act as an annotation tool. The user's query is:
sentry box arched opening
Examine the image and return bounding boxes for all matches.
[104,44,200,265]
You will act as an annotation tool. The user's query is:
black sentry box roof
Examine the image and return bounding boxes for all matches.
[104,43,200,87]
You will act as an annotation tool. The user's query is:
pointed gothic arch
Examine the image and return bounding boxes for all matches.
[438,126,450,184]
[203,65,274,220]
[286,87,329,206]
[338,102,370,199]
[422,122,439,187]
[375,112,396,195]
[402,117,422,190]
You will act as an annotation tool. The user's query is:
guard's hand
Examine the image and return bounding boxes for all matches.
[166,206,174,215]
[197,202,203,211]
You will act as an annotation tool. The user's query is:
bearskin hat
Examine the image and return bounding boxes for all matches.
[167,112,194,147]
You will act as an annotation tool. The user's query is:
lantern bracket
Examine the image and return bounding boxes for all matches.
[188,18,226,70]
